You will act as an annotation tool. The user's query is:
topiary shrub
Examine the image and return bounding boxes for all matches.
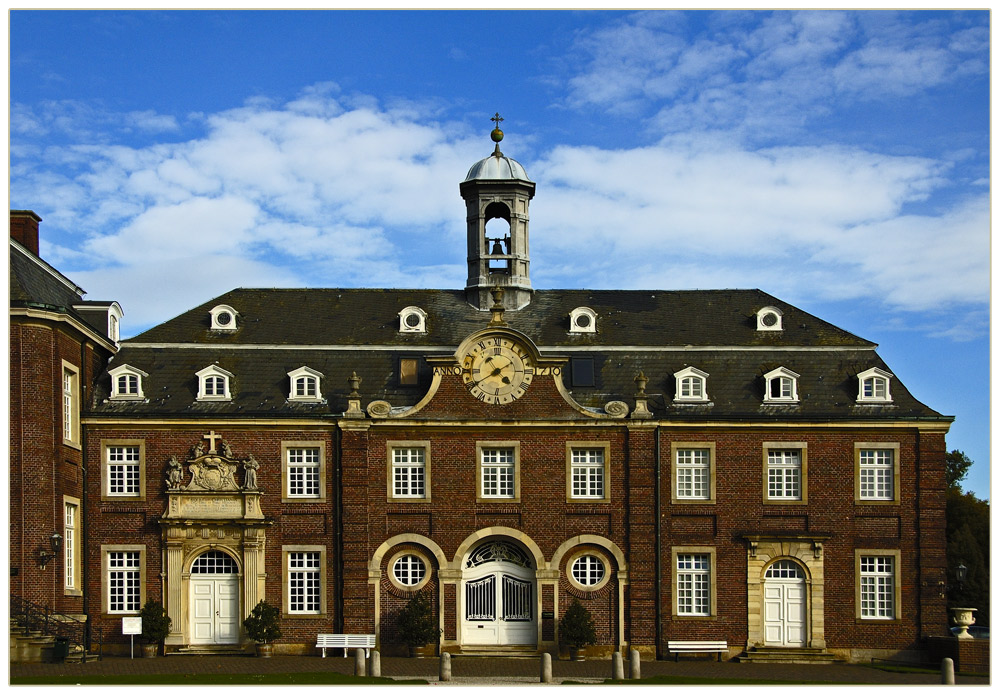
[559,598,597,650]
[395,591,440,651]
[139,599,172,645]
[243,599,282,644]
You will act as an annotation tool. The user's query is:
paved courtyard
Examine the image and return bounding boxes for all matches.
[9,654,989,685]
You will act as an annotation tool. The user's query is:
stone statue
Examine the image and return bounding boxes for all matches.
[191,441,205,459]
[165,455,184,490]
[243,455,260,490]
[221,440,235,459]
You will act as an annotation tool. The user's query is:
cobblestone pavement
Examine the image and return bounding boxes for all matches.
[9,654,990,685]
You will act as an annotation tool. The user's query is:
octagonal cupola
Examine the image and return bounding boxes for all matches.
[461,113,535,311]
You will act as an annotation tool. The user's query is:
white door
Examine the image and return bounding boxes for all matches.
[189,551,240,645]
[763,561,806,647]
[461,541,536,647]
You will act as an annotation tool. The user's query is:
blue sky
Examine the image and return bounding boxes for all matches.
[8,9,990,498]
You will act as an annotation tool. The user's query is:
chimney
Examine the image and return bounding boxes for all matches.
[10,210,42,256]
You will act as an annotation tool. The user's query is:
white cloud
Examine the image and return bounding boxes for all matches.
[11,83,986,339]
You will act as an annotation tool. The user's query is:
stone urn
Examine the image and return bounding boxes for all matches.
[950,607,977,639]
[141,643,159,658]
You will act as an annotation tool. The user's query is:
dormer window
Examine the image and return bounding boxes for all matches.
[288,366,325,402]
[857,367,893,403]
[674,366,709,403]
[398,306,427,333]
[763,367,799,403]
[108,302,123,343]
[108,364,147,401]
[196,365,234,401]
[757,306,783,332]
[569,307,597,334]
[209,304,238,332]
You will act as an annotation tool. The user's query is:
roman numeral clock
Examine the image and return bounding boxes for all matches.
[461,335,534,405]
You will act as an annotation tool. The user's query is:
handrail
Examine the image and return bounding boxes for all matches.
[9,595,95,661]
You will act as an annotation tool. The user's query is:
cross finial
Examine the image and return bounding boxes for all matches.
[203,430,222,454]
[491,112,504,128]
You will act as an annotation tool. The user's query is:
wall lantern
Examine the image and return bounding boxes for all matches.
[37,533,63,567]
[956,562,968,585]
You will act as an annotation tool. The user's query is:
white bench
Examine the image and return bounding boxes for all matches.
[316,633,376,658]
[666,640,728,661]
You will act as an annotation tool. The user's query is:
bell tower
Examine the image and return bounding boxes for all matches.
[460,113,535,311]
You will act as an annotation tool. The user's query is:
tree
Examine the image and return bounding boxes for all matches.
[944,450,989,625]
[558,599,597,649]
[946,449,974,490]
[395,591,440,650]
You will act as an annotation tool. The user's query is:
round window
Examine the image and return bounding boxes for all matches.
[761,312,778,327]
[392,554,426,587]
[570,555,606,587]
[574,313,591,328]
[404,312,422,328]
[216,311,232,326]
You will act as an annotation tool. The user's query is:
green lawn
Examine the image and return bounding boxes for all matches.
[11,672,426,686]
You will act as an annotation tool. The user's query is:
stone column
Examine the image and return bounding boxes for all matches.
[164,526,186,646]
[243,527,266,618]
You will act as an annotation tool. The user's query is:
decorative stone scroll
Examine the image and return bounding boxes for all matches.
[604,401,629,418]
[367,400,392,418]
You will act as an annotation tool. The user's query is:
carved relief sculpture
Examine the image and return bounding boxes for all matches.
[165,455,184,490]
[185,455,240,492]
[243,454,260,490]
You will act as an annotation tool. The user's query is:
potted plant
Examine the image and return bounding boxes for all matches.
[139,599,171,658]
[396,591,440,657]
[243,599,282,657]
[559,599,597,661]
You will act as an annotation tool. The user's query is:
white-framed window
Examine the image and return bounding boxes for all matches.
[104,442,144,499]
[857,551,899,620]
[766,449,802,501]
[64,497,81,594]
[109,364,148,401]
[569,306,598,333]
[391,447,427,499]
[104,548,143,614]
[675,552,713,617]
[196,365,234,401]
[763,367,799,403]
[281,442,327,503]
[398,306,428,333]
[393,554,427,587]
[108,303,123,343]
[569,447,605,500]
[857,367,893,403]
[673,366,709,403]
[478,444,518,501]
[287,447,320,498]
[672,444,714,503]
[857,446,897,502]
[571,555,605,586]
[287,366,324,402]
[62,362,80,445]
[209,304,238,331]
[287,551,321,614]
[756,305,783,331]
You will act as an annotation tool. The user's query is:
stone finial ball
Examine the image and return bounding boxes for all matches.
[491,127,504,143]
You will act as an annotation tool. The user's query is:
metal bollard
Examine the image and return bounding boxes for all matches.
[612,651,625,680]
[369,650,381,678]
[629,649,641,680]
[540,652,552,683]
[941,657,955,685]
[354,648,366,677]
[440,651,452,682]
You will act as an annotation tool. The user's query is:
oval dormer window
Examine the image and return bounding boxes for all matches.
[398,306,427,334]
[569,307,597,334]
[756,306,783,332]
[209,304,239,332]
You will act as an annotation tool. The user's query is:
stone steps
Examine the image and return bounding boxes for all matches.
[738,647,841,664]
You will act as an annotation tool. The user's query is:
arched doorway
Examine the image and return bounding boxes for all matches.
[763,560,806,647]
[461,540,536,646]
[189,550,240,645]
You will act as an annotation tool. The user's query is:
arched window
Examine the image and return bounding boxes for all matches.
[191,550,238,574]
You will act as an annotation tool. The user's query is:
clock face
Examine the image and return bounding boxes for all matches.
[461,336,534,405]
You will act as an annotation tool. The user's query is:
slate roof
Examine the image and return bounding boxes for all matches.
[91,287,948,422]
[9,240,85,310]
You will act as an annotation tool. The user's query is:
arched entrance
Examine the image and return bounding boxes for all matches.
[763,560,806,647]
[189,550,240,645]
[461,540,536,646]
